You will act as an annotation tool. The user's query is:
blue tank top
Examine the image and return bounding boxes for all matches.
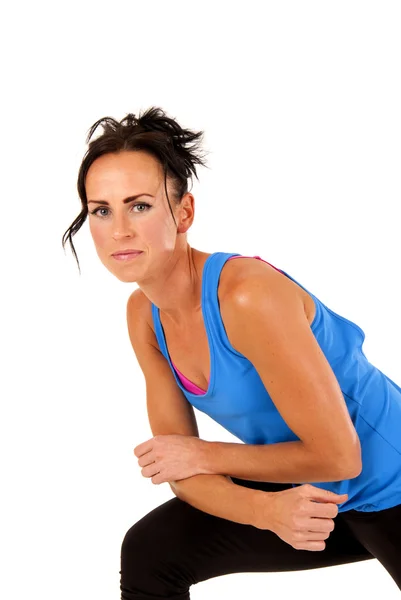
[151,252,401,513]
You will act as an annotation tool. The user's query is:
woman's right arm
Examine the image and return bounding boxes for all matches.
[126,289,267,528]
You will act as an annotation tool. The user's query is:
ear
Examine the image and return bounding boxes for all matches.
[177,193,195,233]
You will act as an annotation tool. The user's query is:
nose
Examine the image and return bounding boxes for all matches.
[112,213,135,240]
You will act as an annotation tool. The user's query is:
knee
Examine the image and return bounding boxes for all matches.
[120,517,162,577]
[120,520,167,598]
[120,521,145,566]
[120,500,192,598]
[120,501,176,566]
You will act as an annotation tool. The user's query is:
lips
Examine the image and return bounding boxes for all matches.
[112,250,143,256]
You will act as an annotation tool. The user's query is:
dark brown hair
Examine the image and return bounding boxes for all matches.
[61,106,209,274]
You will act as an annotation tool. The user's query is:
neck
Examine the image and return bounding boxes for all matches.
[137,246,210,326]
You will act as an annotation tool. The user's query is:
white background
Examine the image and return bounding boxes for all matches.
[1,1,400,598]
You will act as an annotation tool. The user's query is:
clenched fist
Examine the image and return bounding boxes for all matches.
[252,483,348,551]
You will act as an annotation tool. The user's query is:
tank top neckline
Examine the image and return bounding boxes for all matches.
[155,251,232,398]
[155,252,291,396]
[171,360,207,394]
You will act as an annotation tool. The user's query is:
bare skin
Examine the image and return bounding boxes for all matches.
[86,149,316,393]
[87,149,350,550]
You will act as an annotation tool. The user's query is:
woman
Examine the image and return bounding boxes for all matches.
[62,106,401,597]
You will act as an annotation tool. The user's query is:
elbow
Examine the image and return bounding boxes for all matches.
[347,437,363,478]
[340,459,362,480]
[169,481,180,496]
[308,435,362,480]
[316,436,362,480]
[328,458,361,481]
[333,445,363,480]
[336,431,362,479]
[169,480,188,498]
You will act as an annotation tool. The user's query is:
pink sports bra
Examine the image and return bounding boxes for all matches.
[171,255,282,394]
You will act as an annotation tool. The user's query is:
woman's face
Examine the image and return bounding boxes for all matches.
[86,150,184,282]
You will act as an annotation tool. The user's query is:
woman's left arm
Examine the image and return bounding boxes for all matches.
[202,269,362,484]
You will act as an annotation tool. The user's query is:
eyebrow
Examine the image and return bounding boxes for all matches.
[87,194,154,206]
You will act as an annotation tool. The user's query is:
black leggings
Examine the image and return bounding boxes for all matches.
[120,479,401,599]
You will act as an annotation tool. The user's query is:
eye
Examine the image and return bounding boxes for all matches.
[134,202,151,213]
[90,207,108,217]
[89,202,151,217]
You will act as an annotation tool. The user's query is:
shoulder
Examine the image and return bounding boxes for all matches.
[219,256,306,348]
[127,286,149,317]
[126,287,157,346]
[219,255,299,305]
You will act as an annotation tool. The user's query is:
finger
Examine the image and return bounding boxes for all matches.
[134,440,153,457]
[295,541,326,552]
[306,501,340,519]
[294,528,332,541]
[142,464,159,478]
[138,454,155,468]
[305,531,332,541]
[304,517,335,533]
[305,486,348,503]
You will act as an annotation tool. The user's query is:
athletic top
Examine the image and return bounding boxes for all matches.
[151,252,401,513]
[171,255,276,394]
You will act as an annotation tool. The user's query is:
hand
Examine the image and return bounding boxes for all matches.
[133,434,206,484]
[252,483,348,551]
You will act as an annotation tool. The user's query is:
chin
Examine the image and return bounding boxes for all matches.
[114,272,138,283]
[102,264,136,283]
